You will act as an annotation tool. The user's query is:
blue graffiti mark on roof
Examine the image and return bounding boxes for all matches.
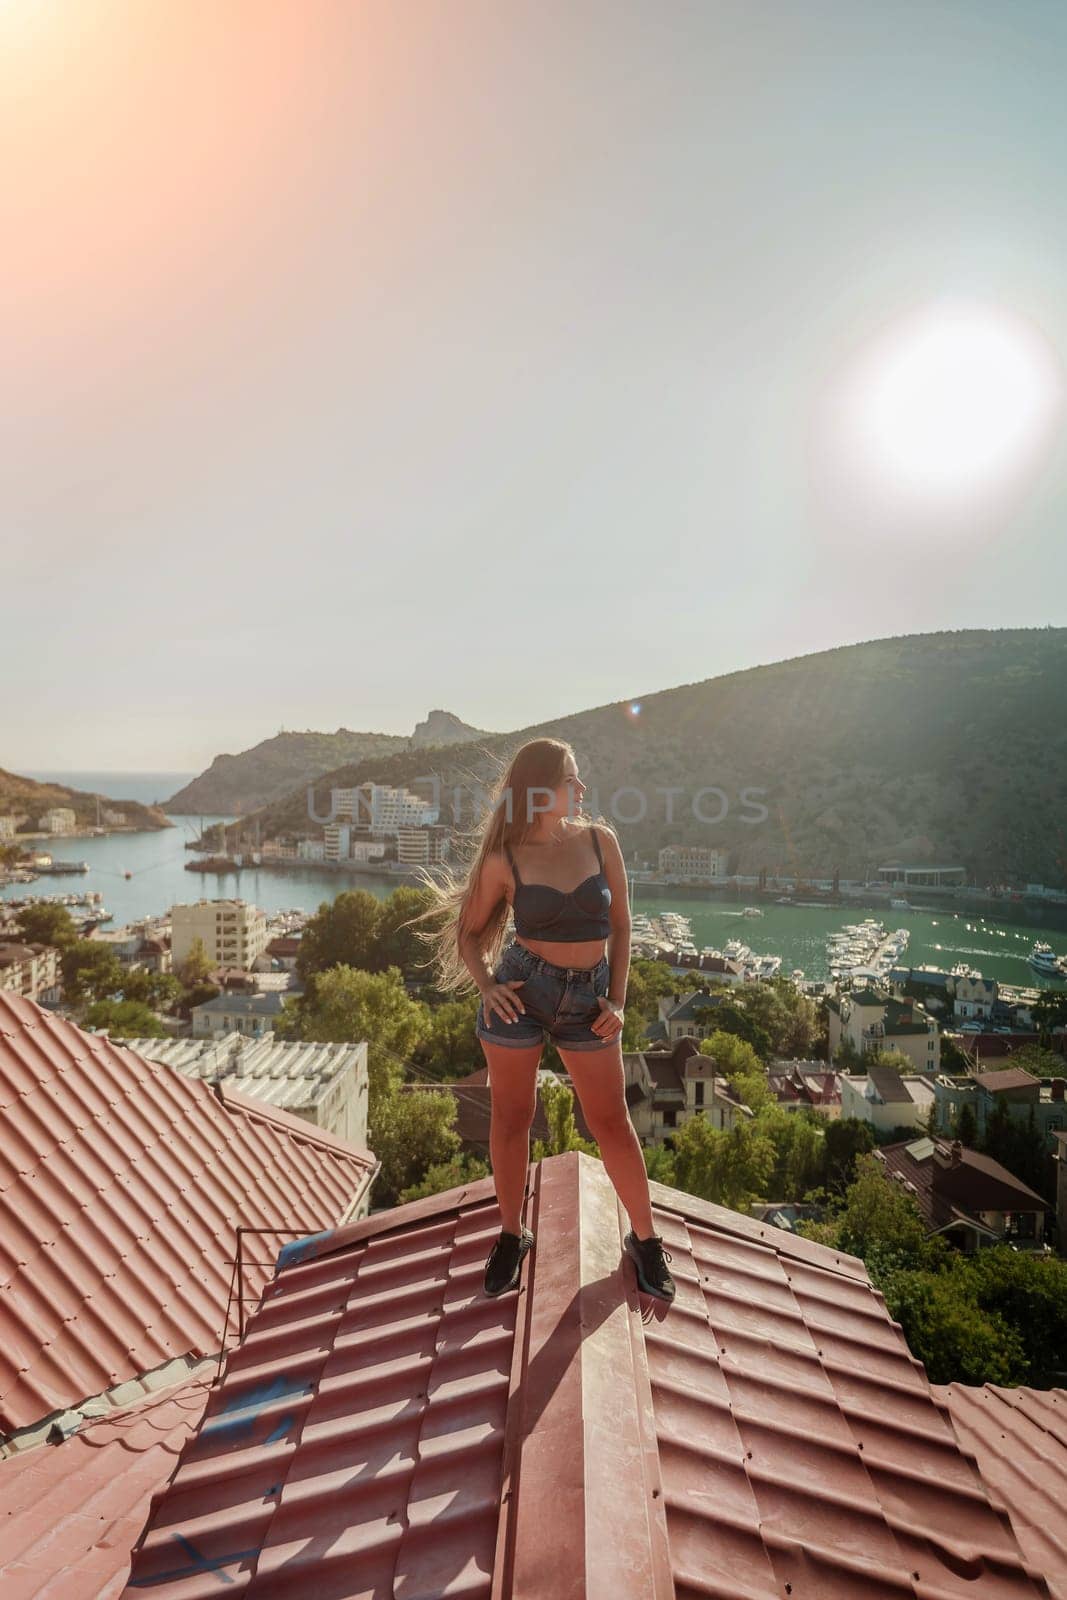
[275,1227,335,1272]
[127,1532,260,1586]
[198,1373,315,1441]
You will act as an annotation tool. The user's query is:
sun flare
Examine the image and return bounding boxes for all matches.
[814,298,1063,522]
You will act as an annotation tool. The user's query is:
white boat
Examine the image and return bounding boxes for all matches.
[741,906,763,918]
[1028,941,1067,978]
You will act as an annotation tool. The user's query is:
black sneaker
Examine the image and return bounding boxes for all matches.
[624,1231,676,1301]
[484,1226,535,1296]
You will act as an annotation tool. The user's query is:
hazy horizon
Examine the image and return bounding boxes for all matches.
[6,0,1067,770]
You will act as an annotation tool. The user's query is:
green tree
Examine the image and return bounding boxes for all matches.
[398,1151,491,1204]
[693,998,772,1061]
[940,1033,973,1073]
[982,1093,1014,1167]
[377,887,437,978]
[820,1117,876,1195]
[756,1104,824,1200]
[531,1077,600,1160]
[295,891,384,987]
[882,1268,1028,1386]
[370,1086,465,1207]
[121,968,183,1012]
[278,963,428,1121]
[175,979,221,1019]
[960,1246,1067,1385]
[831,1153,927,1265]
[60,940,126,1008]
[744,980,821,1061]
[1032,989,1067,1047]
[699,1030,773,1113]
[16,902,78,949]
[671,1114,775,1211]
[85,998,167,1038]
[177,936,214,987]
[954,1101,978,1147]
[411,996,481,1081]
[643,1143,677,1186]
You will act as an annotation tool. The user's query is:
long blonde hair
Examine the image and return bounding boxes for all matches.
[402,737,612,995]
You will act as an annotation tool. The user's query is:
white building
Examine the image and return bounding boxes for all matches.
[125,1031,369,1153]
[658,845,729,879]
[171,898,269,972]
[827,986,940,1074]
[191,990,291,1039]
[0,816,17,839]
[331,783,438,832]
[396,826,450,866]
[297,840,326,862]
[839,1064,936,1133]
[39,807,76,834]
[0,941,61,1002]
[324,823,351,861]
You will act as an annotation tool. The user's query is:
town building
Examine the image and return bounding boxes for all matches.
[658,844,730,879]
[190,990,292,1039]
[931,1066,1067,1151]
[766,1061,843,1117]
[170,897,269,971]
[330,782,438,831]
[827,985,940,1073]
[38,807,76,834]
[0,941,60,1003]
[839,1062,937,1133]
[125,1031,369,1150]
[877,1134,1050,1251]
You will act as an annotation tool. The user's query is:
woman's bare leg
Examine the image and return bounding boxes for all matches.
[482,1038,543,1233]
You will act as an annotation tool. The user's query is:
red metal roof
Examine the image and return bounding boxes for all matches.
[0,991,376,1436]
[0,1365,214,1599]
[933,1382,1067,1600]
[123,1151,1058,1599]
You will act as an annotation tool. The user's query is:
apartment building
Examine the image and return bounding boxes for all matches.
[0,941,61,1002]
[330,783,438,832]
[827,985,940,1073]
[658,845,729,879]
[324,823,351,861]
[170,898,269,972]
[38,807,76,833]
[396,825,451,866]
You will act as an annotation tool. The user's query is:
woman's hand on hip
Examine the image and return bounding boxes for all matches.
[592,997,624,1041]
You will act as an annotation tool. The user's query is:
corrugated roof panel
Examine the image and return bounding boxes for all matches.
[0,992,375,1435]
[121,1154,1058,1600]
[0,1367,214,1600]
[934,1382,1067,1600]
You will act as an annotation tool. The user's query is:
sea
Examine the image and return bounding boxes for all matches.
[5,772,1067,987]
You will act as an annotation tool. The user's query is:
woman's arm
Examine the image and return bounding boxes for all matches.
[596,824,632,1006]
[457,850,509,993]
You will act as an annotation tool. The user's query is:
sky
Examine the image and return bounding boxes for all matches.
[4,0,1067,772]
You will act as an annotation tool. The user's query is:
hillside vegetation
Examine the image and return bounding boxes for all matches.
[164,710,491,815]
[209,629,1067,886]
[0,769,171,833]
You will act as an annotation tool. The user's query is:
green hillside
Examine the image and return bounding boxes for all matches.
[208,629,1067,887]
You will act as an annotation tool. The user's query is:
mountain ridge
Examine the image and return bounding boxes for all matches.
[196,629,1067,886]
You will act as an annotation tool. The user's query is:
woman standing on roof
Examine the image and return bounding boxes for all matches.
[406,737,675,1303]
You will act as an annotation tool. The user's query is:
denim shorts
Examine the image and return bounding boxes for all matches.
[475,940,615,1053]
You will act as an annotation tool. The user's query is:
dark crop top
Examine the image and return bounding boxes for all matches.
[505,826,612,942]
